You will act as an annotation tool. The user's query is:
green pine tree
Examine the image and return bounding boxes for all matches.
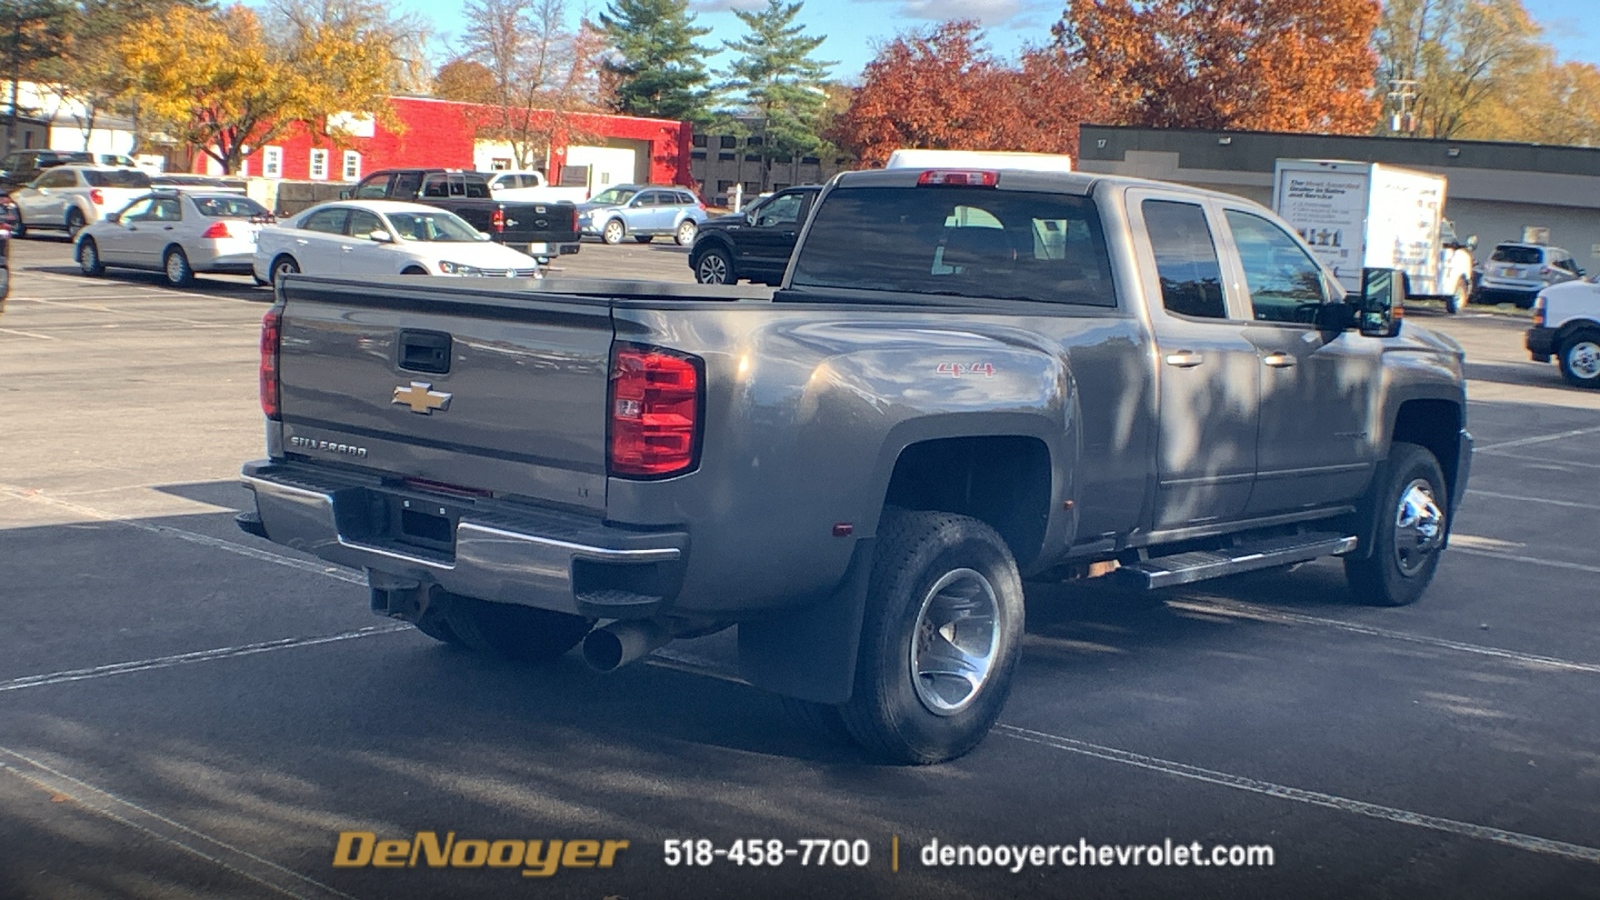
[716,0,835,175]
[598,0,713,123]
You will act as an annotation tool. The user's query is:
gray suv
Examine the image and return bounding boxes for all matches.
[1474,242,1583,308]
[578,184,707,246]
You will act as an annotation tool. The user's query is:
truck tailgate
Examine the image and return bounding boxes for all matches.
[276,277,613,512]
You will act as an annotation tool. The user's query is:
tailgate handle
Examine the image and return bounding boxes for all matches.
[399,330,452,375]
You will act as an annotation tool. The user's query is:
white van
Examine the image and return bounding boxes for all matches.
[884,149,1073,172]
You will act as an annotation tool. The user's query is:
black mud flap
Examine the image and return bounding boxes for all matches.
[737,538,874,705]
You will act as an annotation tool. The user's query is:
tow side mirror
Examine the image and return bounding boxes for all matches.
[1466,235,1478,252]
[105,212,121,224]
[1359,267,1404,338]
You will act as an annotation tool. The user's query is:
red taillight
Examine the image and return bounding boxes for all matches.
[260,307,283,421]
[201,220,231,239]
[571,206,579,232]
[608,345,700,477]
[917,169,998,187]
[491,208,506,232]
[89,188,105,205]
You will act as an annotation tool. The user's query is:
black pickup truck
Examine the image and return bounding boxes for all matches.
[349,168,580,259]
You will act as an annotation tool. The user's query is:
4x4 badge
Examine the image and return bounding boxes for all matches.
[392,381,452,414]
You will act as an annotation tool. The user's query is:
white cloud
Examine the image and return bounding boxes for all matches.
[896,0,1041,29]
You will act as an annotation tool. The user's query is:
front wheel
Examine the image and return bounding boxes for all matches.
[601,219,625,245]
[66,207,86,239]
[163,246,194,286]
[840,509,1024,764]
[1446,279,1467,315]
[694,247,733,284]
[675,219,698,246]
[77,237,104,276]
[1345,442,1448,606]
[1557,329,1600,388]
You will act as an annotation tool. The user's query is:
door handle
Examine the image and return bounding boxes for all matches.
[296,238,308,245]
[1164,351,1205,368]
[1262,352,1296,368]
[163,226,174,231]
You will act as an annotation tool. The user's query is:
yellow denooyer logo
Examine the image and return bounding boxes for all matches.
[333,830,630,877]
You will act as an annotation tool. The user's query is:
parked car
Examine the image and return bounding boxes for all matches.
[252,200,542,286]
[1473,242,1583,308]
[688,185,820,284]
[486,170,589,204]
[0,149,94,192]
[1526,276,1600,388]
[579,184,706,245]
[9,166,153,238]
[348,168,580,259]
[0,210,9,302]
[75,190,275,286]
[0,194,20,234]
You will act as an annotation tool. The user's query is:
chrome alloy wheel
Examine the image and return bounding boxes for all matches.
[1566,340,1600,381]
[1393,479,1444,576]
[908,567,1000,716]
[696,252,728,283]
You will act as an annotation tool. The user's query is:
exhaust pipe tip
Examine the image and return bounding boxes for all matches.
[583,620,670,672]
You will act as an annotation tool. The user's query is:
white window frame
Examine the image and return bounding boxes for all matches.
[309,148,329,181]
[342,150,361,181]
[262,146,282,179]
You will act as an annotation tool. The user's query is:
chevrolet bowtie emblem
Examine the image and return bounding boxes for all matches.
[392,381,452,414]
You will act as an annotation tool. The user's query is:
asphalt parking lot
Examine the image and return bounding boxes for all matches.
[2,235,1598,900]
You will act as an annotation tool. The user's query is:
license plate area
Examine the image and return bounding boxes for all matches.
[390,495,460,554]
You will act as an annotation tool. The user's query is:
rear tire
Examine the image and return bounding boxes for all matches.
[602,219,625,245]
[163,246,194,286]
[445,595,594,663]
[66,207,86,239]
[1557,329,1600,388]
[1345,442,1448,607]
[77,237,104,276]
[840,509,1024,764]
[270,255,299,287]
[781,696,856,746]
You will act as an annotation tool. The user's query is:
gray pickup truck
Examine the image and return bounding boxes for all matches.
[239,167,1471,764]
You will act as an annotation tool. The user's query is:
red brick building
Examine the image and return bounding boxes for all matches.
[189,96,694,191]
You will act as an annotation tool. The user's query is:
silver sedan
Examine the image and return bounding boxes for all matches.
[74,191,276,287]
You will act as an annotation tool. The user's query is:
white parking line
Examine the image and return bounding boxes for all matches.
[0,746,363,900]
[0,625,409,694]
[0,326,57,339]
[997,725,1600,864]
[1168,597,1600,674]
[1477,453,1600,470]
[0,483,367,586]
[1476,424,1600,452]
[1450,546,1600,576]
[1467,489,1600,510]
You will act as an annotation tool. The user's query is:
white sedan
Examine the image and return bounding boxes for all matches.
[75,191,273,286]
[253,200,542,286]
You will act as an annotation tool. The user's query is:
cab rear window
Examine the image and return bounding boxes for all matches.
[1490,245,1542,264]
[790,186,1116,307]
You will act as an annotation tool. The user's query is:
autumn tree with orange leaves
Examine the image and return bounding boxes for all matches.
[1055,0,1381,134]
[830,21,1102,167]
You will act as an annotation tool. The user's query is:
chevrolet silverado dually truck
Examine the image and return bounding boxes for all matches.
[239,167,1472,764]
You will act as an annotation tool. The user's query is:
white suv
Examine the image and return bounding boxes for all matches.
[1474,242,1583,309]
[10,165,154,238]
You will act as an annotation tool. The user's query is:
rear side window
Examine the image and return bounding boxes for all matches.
[193,196,270,218]
[84,170,151,188]
[790,185,1116,307]
[1142,200,1225,319]
[1490,245,1542,264]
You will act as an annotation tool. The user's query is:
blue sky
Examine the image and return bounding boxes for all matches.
[401,0,1598,84]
